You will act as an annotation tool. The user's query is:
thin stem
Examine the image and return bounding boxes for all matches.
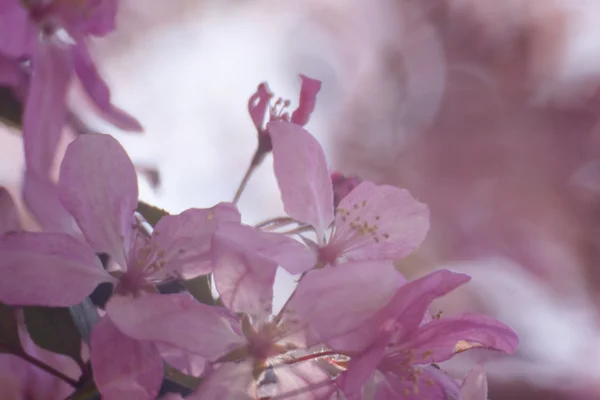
[233,148,263,205]
[15,348,78,387]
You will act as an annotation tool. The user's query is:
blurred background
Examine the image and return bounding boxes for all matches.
[3,0,600,398]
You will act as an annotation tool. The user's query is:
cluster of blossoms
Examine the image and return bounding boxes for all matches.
[0,0,518,399]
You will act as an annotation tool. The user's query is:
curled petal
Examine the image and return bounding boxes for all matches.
[151,203,241,279]
[58,134,138,266]
[290,74,322,126]
[248,82,273,133]
[460,365,488,400]
[330,182,430,262]
[269,121,334,240]
[106,293,245,358]
[71,44,142,131]
[401,313,519,364]
[384,269,471,335]
[0,232,112,306]
[284,261,404,347]
[0,187,19,234]
[91,317,163,400]
[23,43,71,174]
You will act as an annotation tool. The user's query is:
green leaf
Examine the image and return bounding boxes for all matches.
[23,306,83,367]
[137,201,169,227]
[0,302,22,353]
[183,275,214,305]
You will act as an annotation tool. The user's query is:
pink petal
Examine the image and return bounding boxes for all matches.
[269,362,335,400]
[0,232,113,306]
[22,169,79,234]
[212,232,277,319]
[384,270,471,335]
[337,338,388,397]
[23,43,71,174]
[91,317,163,400]
[0,2,34,58]
[248,82,273,132]
[0,55,23,87]
[214,221,316,274]
[330,182,430,262]
[283,261,403,347]
[290,75,322,126]
[151,203,241,279]
[58,134,138,266]
[373,367,459,400]
[187,362,254,400]
[0,187,19,234]
[460,365,488,400]
[329,269,470,354]
[155,342,206,377]
[106,293,245,358]
[54,0,118,37]
[269,121,334,240]
[401,313,519,364]
[71,44,142,131]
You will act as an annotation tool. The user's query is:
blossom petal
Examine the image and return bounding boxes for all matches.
[0,232,112,306]
[329,269,470,354]
[71,44,142,131]
[401,313,519,364]
[187,362,254,400]
[156,342,206,377]
[215,221,316,274]
[212,228,278,319]
[331,182,430,262]
[91,317,163,400]
[22,169,79,233]
[248,83,272,132]
[460,365,488,400]
[23,43,70,174]
[0,55,22,88]
[106,293,245,358]
[0,187,18,234]
[374,367,458,400]
[269,362,335,400]
[283,261,403,347]
[151,203,241,279]
[269,121,334,239]
[337,338,388,397]
[290,75,322,126]
[0,2,34,57]
[384,270,471,335]
[58,134,138,266]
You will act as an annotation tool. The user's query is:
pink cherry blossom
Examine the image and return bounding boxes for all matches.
[0,134,242,397]
[104,223,405,399]
[269,120,430,273]
[334,270,518,399]
[247,74,321,165]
